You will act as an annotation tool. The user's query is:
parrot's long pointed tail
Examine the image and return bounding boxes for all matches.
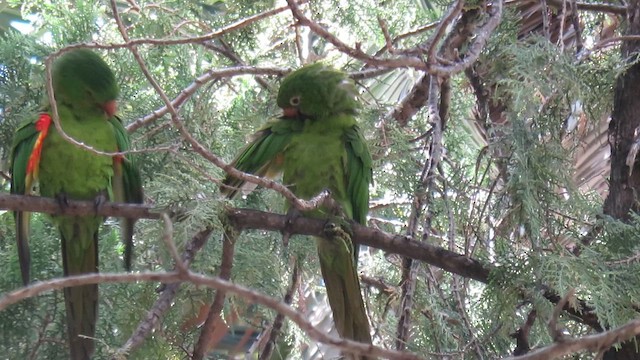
[316,232,374,360]
[60,219,99,360]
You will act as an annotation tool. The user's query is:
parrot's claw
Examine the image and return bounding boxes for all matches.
[324,216,353,238]
[93,191,109,215]
[55,193,70,213]
[323,219,352,241]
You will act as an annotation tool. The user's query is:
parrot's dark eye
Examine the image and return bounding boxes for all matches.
[289,96,301,106]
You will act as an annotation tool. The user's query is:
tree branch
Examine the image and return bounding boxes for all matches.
[0,190,488,277]
[0,272,420,360]
[285,0,427,70]
[0,193,161,219]
[115,227,213,357]
[0,193,602,330]
[259,259,301,360]
[126,66,286,132]
[192,223,236,360]
[503,317,640,360]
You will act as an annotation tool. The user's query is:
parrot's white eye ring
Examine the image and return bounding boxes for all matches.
[290,96,301,106]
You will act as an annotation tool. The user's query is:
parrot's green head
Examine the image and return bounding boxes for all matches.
[277,63,359,120]
[52,49,119,118]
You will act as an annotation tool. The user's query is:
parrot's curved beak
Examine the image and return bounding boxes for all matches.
[102,100,117,118]
[282,107,299,118]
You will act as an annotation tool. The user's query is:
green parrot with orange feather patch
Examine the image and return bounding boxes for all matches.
[222,63,374,357]
[10,49,143,359]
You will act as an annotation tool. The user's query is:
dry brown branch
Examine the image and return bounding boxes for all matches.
[126,66,286,132]
[360,275,398,295]
[0,272,420,360]
[390,74,430,127]
[260,259,301,360]
[430,0,505,75]
[425,0,465,64]
[285,0,427,70]
[548,288,575,341]
[192,224,236,360]
[396,76,447,350]
[569,0,583,52]
[0,193,161,219]
[203,39,274,90]
[511,309,538,355]
[535,0,626,14]
[0,192,490,282]
[115,228,213,357]
[502,318,640,360]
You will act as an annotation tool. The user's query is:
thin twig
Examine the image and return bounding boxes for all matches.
[537,0,626,14]
[202,40,274,90]
[160,213,185,273]
[502,317,640,360]
[286,0,427,70]
[126,66,286,132]
[378,17,396,54]
[425,0,465,65]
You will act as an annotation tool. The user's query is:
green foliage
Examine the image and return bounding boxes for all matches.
[0,0,631,358]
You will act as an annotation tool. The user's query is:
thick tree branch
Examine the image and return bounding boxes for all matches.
[0,192,488,279]
[0,193,602,330]
[511,309,537,355]
[0,193,161,219]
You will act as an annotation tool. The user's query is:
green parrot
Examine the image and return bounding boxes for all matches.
[10,49,143,359]
[222,63,374,353]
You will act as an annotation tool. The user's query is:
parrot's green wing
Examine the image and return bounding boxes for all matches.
[109,116,143,270]
[345,125,373,225]
[9,118,41,285]
[221,119,302,198]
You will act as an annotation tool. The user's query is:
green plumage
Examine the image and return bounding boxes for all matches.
[10,49,143,360]
[223,63,374,356]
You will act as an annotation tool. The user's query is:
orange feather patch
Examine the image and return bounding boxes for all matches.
[25,114,52,192]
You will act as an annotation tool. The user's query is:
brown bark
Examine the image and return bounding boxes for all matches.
[602,1,640,358]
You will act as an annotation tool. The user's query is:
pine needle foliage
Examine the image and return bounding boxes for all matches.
[0,0,633,358]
